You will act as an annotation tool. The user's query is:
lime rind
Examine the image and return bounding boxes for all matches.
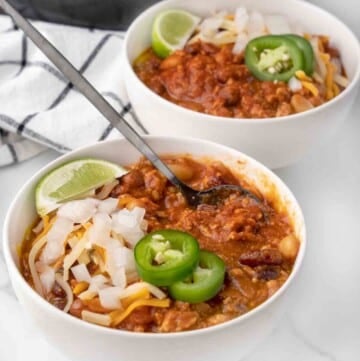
[152,9,201,58]
[35,158,128,216]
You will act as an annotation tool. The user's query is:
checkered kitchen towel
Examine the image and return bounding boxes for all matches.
[0,14,147,167]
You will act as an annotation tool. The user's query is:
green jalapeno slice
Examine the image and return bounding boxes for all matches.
[245,35,305,82]
[168,250,226,303]
[283,34,315,75]
[134,229,200,286]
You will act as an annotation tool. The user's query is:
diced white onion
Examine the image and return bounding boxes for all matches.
[199,31,236,46]
[88,213,112,247]
[71,263,92,283]
[264,15,291,35]
[40,217,73,265]
[130,207,146,223]
[78,274,109,301]
[214,30,238,44]
[88,274,109,292]
[234,7,249,33]
[98,198,119,215]
[233,33,249,54]
[111,207,146,247]
[102,238,129,287]
[221,19,237,32]
[58,198,99,224]
[288,76,303,92]
[112,267,127,288]
[247,11,266,38]
[39,265,55,294]
[116,246,136,272]
[63,232,89,281]
[99,286,124,309]
[200,16,223,38]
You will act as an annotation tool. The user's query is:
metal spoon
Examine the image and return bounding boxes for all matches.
[1,0,263,208]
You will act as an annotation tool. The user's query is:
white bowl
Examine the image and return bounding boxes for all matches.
[3,136,306,361]
[123,0,360,169]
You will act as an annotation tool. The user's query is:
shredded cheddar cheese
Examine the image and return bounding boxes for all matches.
[325,62,335,100]
[93,244,106,263]
[73,281,89,295]
[301,81,319,97]
[63,231,89,281]
[121,288,150,309]
[295,70,313,82]
[332,82,340,96]
[110,298,170,327]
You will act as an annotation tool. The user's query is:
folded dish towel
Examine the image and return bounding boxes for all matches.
[0,14,147,167]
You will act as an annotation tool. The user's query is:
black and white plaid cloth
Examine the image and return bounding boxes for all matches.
[0,14,147,167]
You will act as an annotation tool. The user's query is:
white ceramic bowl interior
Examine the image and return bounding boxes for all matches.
[123,0,360,169]
[3,136,306,361]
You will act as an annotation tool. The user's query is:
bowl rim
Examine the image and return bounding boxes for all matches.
[3,135,306,339]
[123,0,360,125]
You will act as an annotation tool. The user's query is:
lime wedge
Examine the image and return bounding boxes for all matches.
[152,9,201,58]
[35,158,128,216]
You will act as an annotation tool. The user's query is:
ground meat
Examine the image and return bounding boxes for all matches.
[119,307,154,332]
[159,310,199,332]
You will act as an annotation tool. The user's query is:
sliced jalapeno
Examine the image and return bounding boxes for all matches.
[134,229,200,286]
[168,250,226,303]
[245,35,305,82]
[284,34,314,75]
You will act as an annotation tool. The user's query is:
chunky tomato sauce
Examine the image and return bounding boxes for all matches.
[134,40,343,118]
[21,156,299,332]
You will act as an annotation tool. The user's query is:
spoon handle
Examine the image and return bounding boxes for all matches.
[0,0,182,187]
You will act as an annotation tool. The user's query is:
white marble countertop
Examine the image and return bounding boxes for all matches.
[1,1,360,360]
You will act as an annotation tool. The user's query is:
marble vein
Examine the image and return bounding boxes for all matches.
[289,318,339,361]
